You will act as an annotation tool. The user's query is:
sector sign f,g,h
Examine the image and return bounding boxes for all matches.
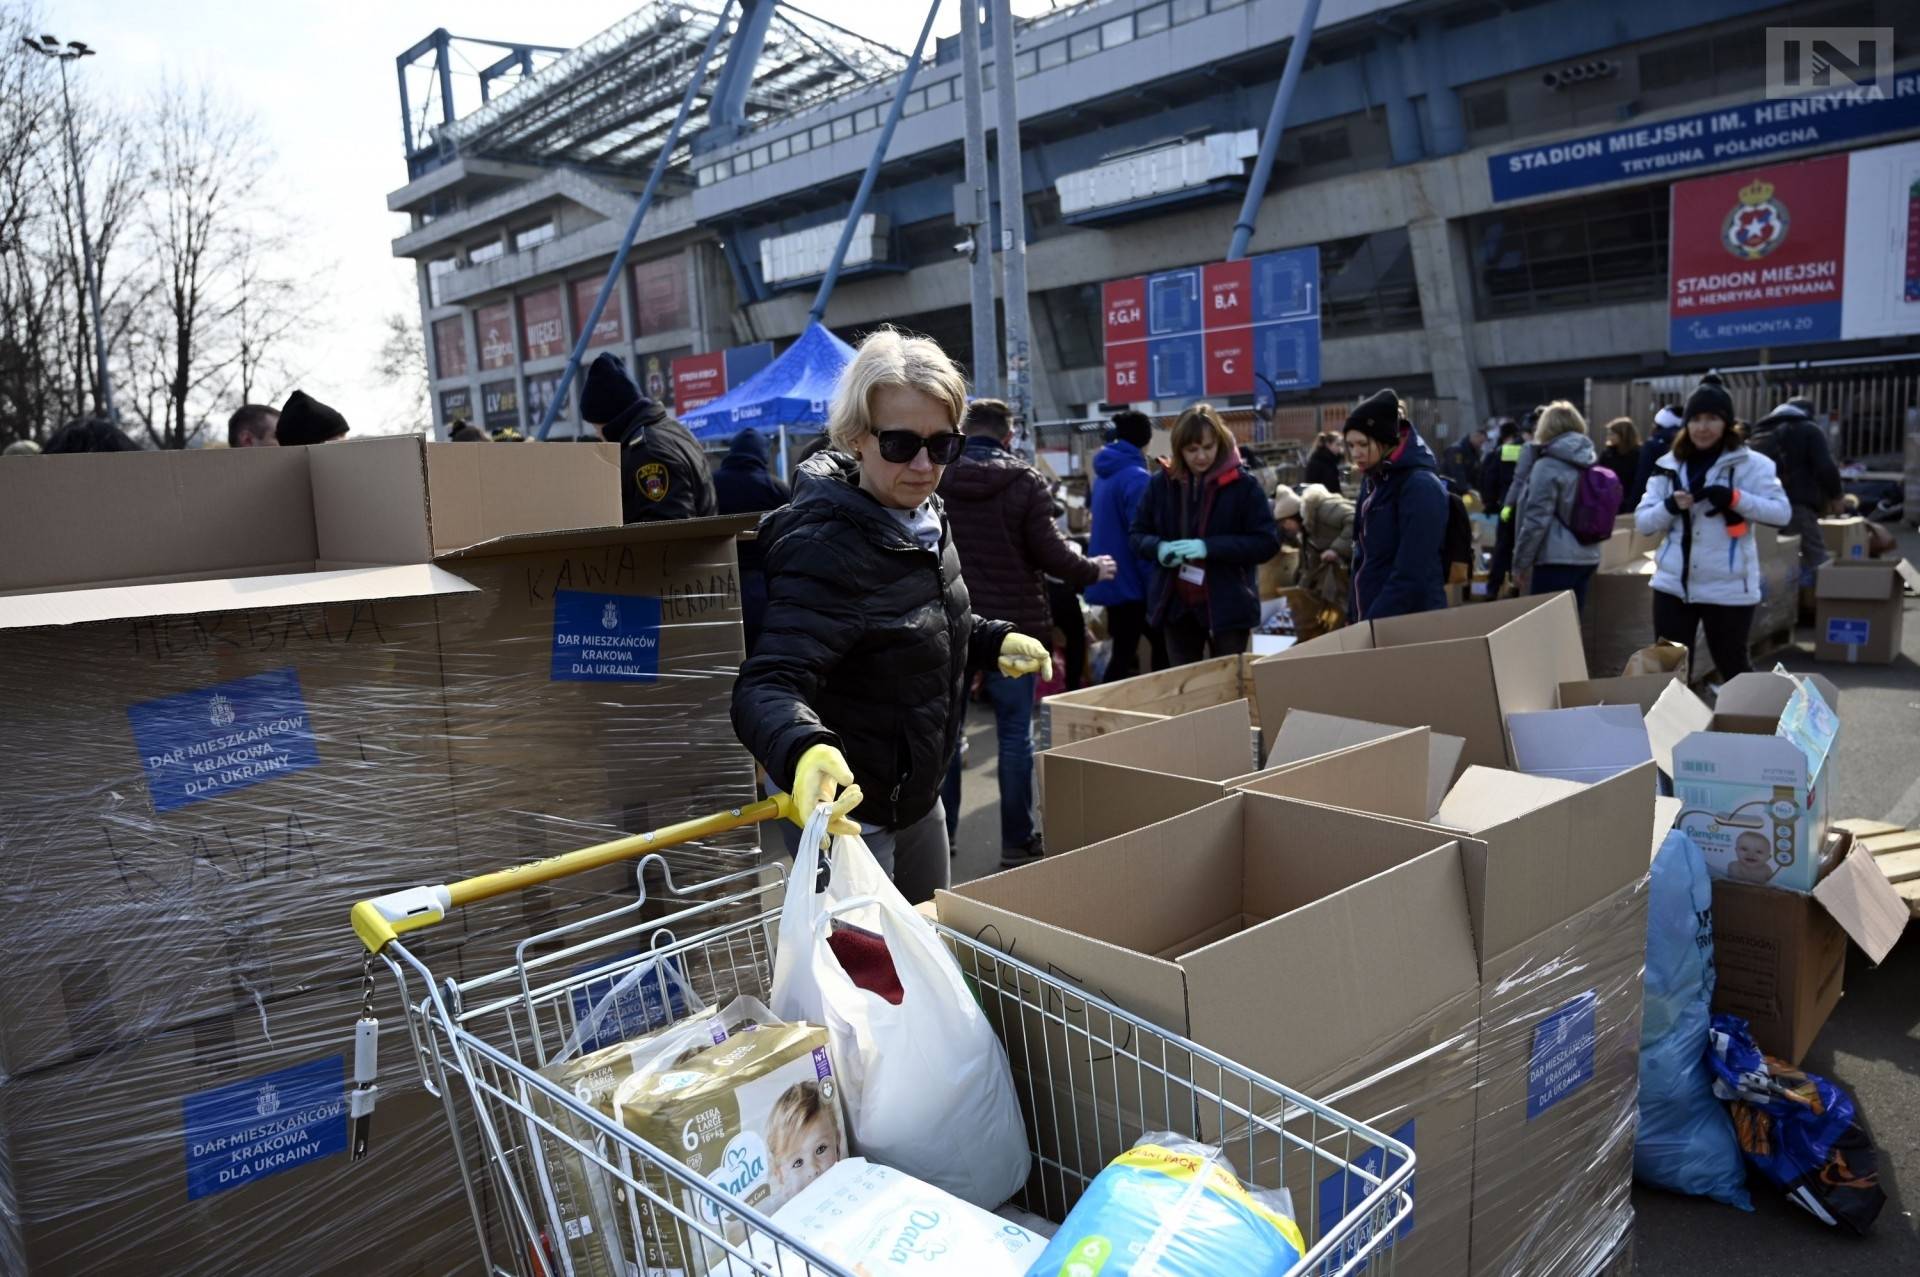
[1102,247,1322,405]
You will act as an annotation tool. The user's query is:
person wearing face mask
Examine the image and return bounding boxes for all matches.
[1129,403,1280,666]
[730,328,1045,903]
[1344,388,1450,622]
[1635,376,1791,679]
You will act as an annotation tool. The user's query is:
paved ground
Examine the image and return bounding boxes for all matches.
[945,525,1920,1272]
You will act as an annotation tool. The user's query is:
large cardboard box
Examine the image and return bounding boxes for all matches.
[0,984,481,1276]
[1711,833,1907,1064]
[1252,593,1587,769]
[938,794,1480,1275]
[1651,672,1840,893]
[1813,561,1905,664]
[1819,515,1873,563]
[1039,653,1262,750]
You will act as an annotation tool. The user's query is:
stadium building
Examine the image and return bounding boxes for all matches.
[388,0,1918,453]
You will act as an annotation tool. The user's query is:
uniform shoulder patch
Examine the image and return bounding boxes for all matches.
[636,461,670,502]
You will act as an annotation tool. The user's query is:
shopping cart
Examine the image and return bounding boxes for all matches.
[349,798,1414,1276]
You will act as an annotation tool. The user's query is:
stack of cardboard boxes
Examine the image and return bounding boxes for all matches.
[0,441,758,1274]
[958,591,1907,1275]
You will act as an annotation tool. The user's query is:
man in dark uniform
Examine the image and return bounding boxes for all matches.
[579,351,717,523]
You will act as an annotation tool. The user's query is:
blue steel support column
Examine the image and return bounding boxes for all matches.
[702,0,777,152]
[534,4,735,441]
[435,29,455,134]
[807,0,943,327]
[1419,16,1467,156]
[1374,33,1425,167]
[1227,0,1322,261]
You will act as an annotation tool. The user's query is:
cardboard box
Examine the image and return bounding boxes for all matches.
[1653,673,1840,893]
[1712,834,1908,1063]
[1251,593,1587,770]
[1753,525,1801,640]
[1813,562,1905,664]
[0,984,481,1276]
[1040,653,1262,750]
[1819,516,1873,563]
[1581,555,1659,679]
[938,793,1479,1275]
[1505,704,1652,784]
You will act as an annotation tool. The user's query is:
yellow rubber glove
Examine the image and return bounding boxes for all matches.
[998,632,1054,681]
[783,743,862,836]
[1500,505,1514,524]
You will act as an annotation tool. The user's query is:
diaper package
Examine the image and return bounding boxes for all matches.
[1026,1134,1304,1277]
[614,1016,847,1274]
[752,1158,1047,1276]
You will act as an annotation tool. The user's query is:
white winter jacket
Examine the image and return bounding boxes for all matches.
[1633,445,1791,605]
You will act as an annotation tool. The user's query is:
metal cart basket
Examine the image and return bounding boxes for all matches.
[350,799,1414,1276]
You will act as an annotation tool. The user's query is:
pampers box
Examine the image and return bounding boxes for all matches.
[1660,672,1839,893]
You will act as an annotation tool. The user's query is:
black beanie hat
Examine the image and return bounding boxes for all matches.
[1683,377,1735,428]
[1111,409,1153,449]
[275,390,349,446]
[1343,388,1403,448]
[580,352,642,426]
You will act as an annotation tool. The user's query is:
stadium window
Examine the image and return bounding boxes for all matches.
[1171,0,1207,23]
[790,129,811,154]
[1320,229,1421,336]
[1210,0,1247,8]
[1102,16,1133,47]
[925,79,952,106]
[832,115,854,141]
[752,146,771,169]
[904,91,925,116]
[982,61,994,90]
[857,106,879,131]
[1037,40,1067,71]
[1014,49,1038,77]
[512,221,555,252]
[1039,283,1103,370]
[771,136,790,161]
[1463,86,1508,133]
[1470,186,1670,317]
[812,123,832,147]
[427,257,456,307]
[1069,28,1100,59]
[469,239,504,265]
[1136,4,1171,36]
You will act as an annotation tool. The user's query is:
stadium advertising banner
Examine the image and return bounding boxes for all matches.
[1102,247,1321,405]
[670,342,775,413]
[1669,139,1920,355]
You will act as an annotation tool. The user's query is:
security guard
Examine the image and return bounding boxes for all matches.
[579,351,717,523]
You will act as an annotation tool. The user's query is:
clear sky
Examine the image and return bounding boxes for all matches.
[49,0,1054,434]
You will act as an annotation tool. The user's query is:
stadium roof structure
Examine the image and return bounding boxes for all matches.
[428,1,907,177]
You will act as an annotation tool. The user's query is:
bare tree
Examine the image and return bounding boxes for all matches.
[375,308,431,434]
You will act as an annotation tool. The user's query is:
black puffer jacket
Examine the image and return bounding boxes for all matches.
[1748,402,1841,515]
[731,451,1012,831]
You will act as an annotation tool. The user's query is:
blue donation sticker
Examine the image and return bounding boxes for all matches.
[127,667,320,813]
[1319,1118,1415,1251]
[1825,618,1870,646]
[551,590,662,683]
[181,1055,348,1200]
[1528,991,1598,1119]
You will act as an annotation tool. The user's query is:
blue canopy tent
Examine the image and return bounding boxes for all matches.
[680,325,855,478]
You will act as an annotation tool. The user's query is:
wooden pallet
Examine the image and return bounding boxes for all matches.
[1748,621,1798,666]
[1833,818,1920,916]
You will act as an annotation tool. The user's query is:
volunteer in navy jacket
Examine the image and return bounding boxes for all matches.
[1635,377,1791,679]
[1344,389,1449,622]
[1085,410,1165,681]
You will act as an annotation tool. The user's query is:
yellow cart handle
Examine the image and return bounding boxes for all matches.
[350,787,857,954]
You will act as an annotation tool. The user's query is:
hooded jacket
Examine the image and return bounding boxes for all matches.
[1634,445,1792,606]
[1351,427,1450,621]
[713,428,790,573]
[1129,447,1280,634]
[1085,439,1153,608]
[939,435,1100,640]
[1629,413,1683,509]
[732,452,1011,831]
[1747,402,1841,515]
[1296,483,1355,607]
[1513,430,1604,575]
[1303,444,1342,493]
[610,399,717,524]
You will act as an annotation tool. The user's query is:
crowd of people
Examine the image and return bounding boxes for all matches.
[5,330,1856,907]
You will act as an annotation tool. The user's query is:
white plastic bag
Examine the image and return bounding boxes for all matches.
[770,805,1029,1208]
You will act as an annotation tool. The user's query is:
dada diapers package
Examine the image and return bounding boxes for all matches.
[751,1158,1047,1276]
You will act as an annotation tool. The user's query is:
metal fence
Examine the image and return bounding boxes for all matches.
[1587,355,1920,467]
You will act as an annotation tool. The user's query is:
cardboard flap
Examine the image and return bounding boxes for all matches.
[1040,758,1224,855]
[1371,590,1556,647]
[0,563,478,631]
[308,437,434,566]
[1896,559,1920,595]
[1253,642,1509,770]
[1557,673,1680,716]
[1774,674,1839,778]
[436,513,762,561]
[1434,765,1588,831]
[1714,671,1840,726]
[1234,732,1433,821]
[1811,846,1909,963]
[1645,680,1714,777]
[1505,705,1652,784]
[422,440,622,553]
[1653,795,1683,859]
[1046,700,1253,780]
[1815,562,1900,601]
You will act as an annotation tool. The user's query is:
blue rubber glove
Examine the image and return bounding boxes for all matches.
[1169,538,1207,561]
[1156,541,1183,567]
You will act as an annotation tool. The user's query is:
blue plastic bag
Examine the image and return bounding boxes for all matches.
[1633,829,1751,1208]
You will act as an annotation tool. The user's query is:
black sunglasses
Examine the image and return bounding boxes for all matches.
[872,428,965,465]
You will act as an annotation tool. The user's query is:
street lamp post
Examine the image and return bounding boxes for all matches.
[22,34,116,425]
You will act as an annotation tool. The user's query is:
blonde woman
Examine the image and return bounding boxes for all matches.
[1128,403,1279,665]
[1512,400,1605,608]
[730,328,1049,899]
